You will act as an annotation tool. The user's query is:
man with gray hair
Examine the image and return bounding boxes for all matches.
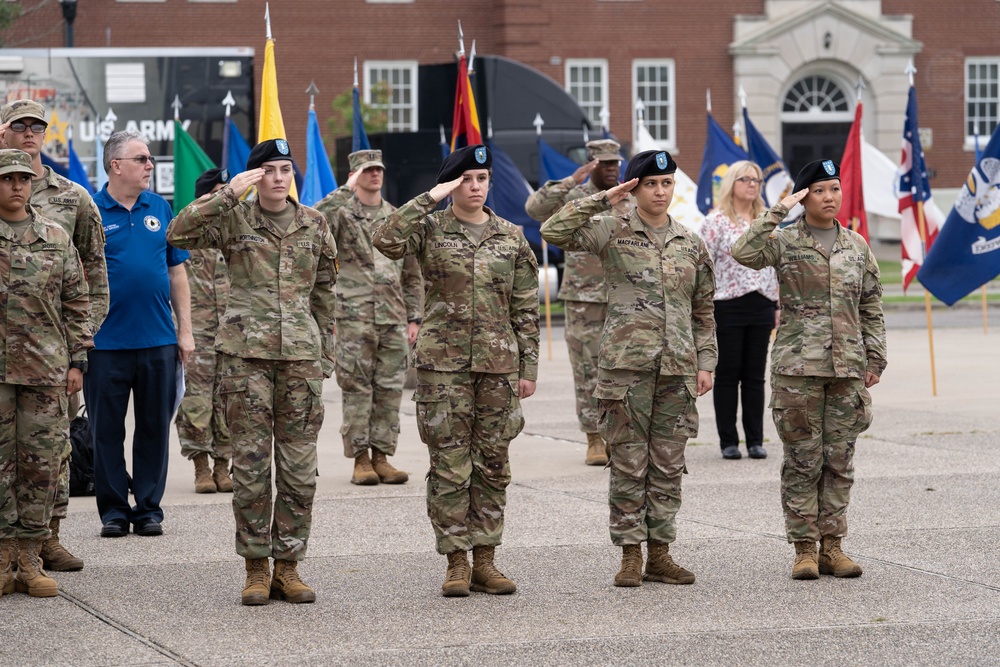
[86,130,194,539]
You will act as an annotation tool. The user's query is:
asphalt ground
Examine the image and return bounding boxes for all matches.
[2,304,998,666]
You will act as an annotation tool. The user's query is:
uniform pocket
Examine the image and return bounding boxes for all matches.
[594,383,634,445]
[305,378,326,438]
[218,375,251,434]
[414,384,452,446]
[501,379,525,441]
[854,388,873,436]
[770,390,811,443]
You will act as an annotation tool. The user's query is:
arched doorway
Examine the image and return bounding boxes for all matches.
[781,74,854,177]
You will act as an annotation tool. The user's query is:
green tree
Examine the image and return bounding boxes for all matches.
[326,80,391,165]
[0,3,23,46]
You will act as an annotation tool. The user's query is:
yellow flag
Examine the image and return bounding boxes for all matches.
[258,37,298,199]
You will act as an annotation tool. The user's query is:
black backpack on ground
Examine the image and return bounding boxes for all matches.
[69,407,96,497]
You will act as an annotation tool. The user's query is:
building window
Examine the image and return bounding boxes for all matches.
[364,61,418,132]
[633,59,675,148]
[966,58,999,140]
[565,59,607,127]
[782,75,850,116]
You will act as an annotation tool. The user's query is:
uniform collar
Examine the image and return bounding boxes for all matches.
[628,209,683,242]
[0,205,46,244]
[442,204,508,240]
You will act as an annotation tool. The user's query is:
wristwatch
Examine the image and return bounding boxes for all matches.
[70,361,88,374]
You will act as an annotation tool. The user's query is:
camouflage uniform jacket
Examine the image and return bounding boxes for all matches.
[372,192,540,381]
[0,206,93,385]
[526,177,634,303]
[731,204,887,379]
[315,185,422,324]
[166,187,337,368]
[540,192,717,378]
[184,248,229,340]
[31,166,109,331]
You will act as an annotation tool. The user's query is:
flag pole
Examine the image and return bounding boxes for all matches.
[533,112,553,361]
[984,287,989,334]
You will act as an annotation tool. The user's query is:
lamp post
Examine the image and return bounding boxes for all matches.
[59,0,77,48]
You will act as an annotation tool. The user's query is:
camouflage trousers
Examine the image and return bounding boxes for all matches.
[175,335,231,461]
[218,354,324,561]
[565,300,607,433]
[0,383,67,540]
[335,320,407,458]
[595,369,698,546]
[50,390,80,520]
[413,369,525,555]
[770,374,873,543]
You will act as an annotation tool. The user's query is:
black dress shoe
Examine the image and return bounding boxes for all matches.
[100,519,129,538]
[721,445,742,460]
[748,445,768,459]
[133,519,163,537]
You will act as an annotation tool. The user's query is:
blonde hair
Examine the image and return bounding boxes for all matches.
[717,160,766,223]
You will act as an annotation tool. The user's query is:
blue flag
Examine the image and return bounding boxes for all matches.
[486,138,558,260]
[40,152,70,179]
[225,117,251,174]
[743,107,794,207]
[537,136,580,182]
[67,139,95,194]
[696,112,749,214]
[302,108,338,206]
[352,87,371,152]
[917,122,1000,305]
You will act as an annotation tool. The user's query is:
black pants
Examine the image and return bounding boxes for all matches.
[84,345,177,525]
[713,294,774,451]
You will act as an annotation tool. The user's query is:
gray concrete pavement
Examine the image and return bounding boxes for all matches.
[2,310,999,667]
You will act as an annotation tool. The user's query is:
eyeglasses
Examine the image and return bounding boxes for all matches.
[9,121,47,134]
[116,155,156,165]
[736,176,763,186]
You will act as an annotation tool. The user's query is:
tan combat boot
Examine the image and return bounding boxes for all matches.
[819,536,863,578]
[644,541,695,584]
[40,517,84,572]
[242,558,271,606]
[792,541,820,580]
[371,449,409,484]
[271,560,316,603]
[614,544,643,587]
[193,452,216,494]
[15,538,59,597]
[585,432,609,466]
[0,538,15,597]
[351,451,380,485]
[471,545,517,595]
[442,550,471,597]
[212,458,233,493]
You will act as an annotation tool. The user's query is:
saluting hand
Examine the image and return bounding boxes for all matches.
[228,168,266,199]
[346,170,360,191]
[780,188,808,210]
[0,121,10,148]
[428,175,465,203]
[606,178,638,205]
[571,159,598,185]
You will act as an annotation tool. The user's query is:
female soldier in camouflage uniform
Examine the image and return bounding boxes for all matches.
[373,144,539,598]
[732,159,886,580]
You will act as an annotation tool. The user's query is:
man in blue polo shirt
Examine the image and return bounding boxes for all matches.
[86,130,194,538]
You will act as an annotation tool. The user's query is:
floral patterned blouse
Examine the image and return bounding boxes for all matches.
[700,209,778,303]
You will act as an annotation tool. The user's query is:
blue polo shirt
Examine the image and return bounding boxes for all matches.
[93,186,189,350]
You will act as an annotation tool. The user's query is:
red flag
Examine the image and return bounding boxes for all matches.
[839,102,869,243]
[450,54,482,152]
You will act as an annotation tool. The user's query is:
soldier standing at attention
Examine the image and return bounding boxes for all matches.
[168,139,337,606]
[0,99,108,572]
[315,150,422,486]
[373,144,539,598]
[525,139,633,466]
[732,159,885,581]
[176,168,232,494]
[541,150,717,589]
[0,149,93,598]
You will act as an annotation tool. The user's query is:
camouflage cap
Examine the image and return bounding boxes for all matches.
[586,139,621,162]
[0,149,37,176]
[348,149,385,172]
[1,99,47,125]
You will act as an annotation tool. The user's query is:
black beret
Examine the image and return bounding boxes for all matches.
[623,149,677,182]
[247,138,293,171]
[793,159,840,193]
[195,168,229,198]
[437,144,491,183]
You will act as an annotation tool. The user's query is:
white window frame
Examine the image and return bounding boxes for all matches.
[565,59,608,128]
[632,59,676,150]
[965,57,999,150]
[364,60,419,133]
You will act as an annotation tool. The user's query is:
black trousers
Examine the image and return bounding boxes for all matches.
[712,295,774,450]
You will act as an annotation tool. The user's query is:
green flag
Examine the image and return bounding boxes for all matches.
[173,120,216,215]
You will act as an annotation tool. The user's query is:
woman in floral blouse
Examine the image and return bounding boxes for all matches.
[700,161,778,460]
